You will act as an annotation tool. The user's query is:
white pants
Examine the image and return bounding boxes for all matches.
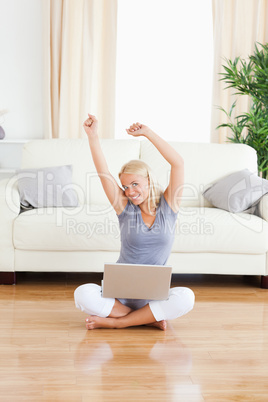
[74,284,195,322]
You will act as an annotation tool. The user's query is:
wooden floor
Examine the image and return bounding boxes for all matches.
[0,273,268,401]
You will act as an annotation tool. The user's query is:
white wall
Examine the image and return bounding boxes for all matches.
[0,0,212,143]
[115,0,213,142]
[0,0,44,140]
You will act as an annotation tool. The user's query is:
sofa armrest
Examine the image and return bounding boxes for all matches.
[257,194,268,222]
[0,178,20,272]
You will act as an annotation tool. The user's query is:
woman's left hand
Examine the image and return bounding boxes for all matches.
[126,122,153,138]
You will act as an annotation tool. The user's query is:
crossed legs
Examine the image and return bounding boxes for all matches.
[85,299,167,330]
[74,284,195,331]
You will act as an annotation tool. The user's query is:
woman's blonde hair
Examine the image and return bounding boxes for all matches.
[119,160,162,214]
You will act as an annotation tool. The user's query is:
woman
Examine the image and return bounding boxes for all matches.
[74,114,195,330]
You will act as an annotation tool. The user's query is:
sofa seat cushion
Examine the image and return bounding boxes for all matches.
[173,207,268,254]
[13,205,268,254]
[13,205,121,251]
[14,206,268,254]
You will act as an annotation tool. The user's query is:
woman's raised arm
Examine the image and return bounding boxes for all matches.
[126,123,184,213]
[84,114,127,214]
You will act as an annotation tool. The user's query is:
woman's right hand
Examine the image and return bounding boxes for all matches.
[83,114,98,139]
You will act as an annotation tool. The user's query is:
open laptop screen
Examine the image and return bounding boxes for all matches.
[102,263,172,300]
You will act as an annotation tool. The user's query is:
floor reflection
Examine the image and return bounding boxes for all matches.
[74,324,201,399]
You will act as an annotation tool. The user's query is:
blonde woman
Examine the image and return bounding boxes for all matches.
[74,114,195,330]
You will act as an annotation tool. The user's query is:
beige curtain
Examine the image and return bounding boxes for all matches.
[211,0,268,143]
[42,0,117,139]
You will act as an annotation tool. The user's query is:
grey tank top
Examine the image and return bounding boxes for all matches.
[117,194,178,265]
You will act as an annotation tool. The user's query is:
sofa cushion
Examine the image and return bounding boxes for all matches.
[140,141,257,208]
[13,205,121,251]
[202,169,268,213]
[17,165,78,209]
[21,139,141,206]
[13,206,268,254]
[172,207,268,254]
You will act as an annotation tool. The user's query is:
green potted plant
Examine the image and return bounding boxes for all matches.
[217,43,268,178]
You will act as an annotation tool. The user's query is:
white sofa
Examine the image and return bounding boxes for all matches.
[1,138,268,288]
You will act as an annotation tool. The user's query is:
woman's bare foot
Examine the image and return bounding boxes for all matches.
[85,316,167,331]
[146,320,167,331]
[85,316,116,330]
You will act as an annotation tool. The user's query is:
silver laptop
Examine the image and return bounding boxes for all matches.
[102,263,172,300]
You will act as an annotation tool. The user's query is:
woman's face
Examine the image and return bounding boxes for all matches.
[120,173,149,205]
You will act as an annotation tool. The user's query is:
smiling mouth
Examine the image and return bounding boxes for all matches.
[131,195,140,200]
